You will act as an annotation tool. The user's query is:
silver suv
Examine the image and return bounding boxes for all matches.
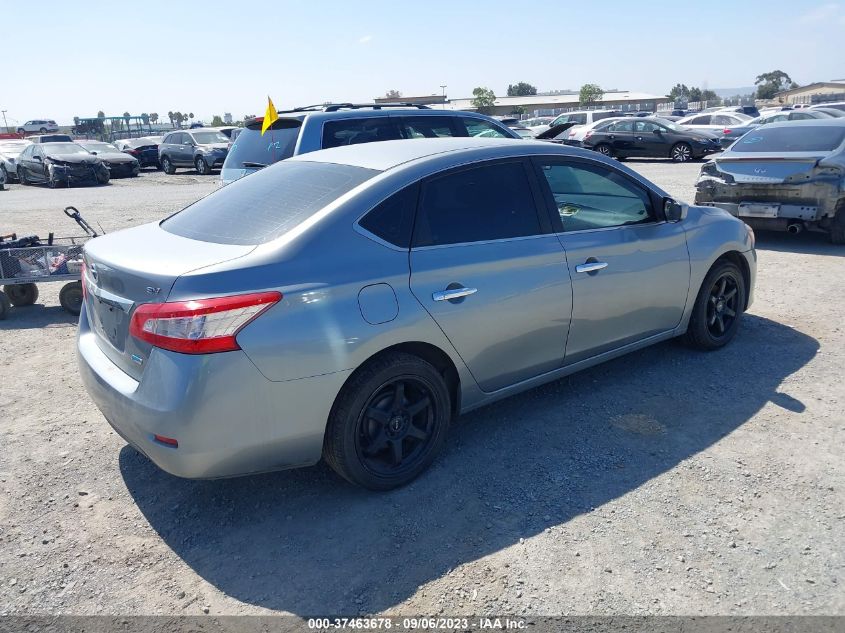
[220,103,519,185]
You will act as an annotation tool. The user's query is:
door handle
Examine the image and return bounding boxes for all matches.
[575,261,608,274]
[433,287,477,302]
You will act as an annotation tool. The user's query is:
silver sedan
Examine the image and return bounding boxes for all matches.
[78,138,756,490]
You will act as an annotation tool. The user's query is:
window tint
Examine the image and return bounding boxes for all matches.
[537,161,654,231]
[732,126,845,153]
[711,115,734,125]
[413,162,541,247]
[608,120,634,132]
[791,112,815,120]
[226,120,301,168]
[161,161,379,245]
[322,118,400,149]
[634,121,661,133]
[399,117,457,138]
[593,112,617,122]
[690,115,711,125]
[461,117,510,138]
[359,186,418,248]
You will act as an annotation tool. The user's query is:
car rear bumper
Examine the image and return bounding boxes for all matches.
[77,303,351,479]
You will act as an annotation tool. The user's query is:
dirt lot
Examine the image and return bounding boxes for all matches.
[1,161,843,617]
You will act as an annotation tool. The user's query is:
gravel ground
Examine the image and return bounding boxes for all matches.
[1,160,843,616]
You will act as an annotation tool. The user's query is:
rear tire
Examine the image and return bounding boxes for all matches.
[3,283,39,306]
[685,260,746,350]
[323,352,452,490]
[670,142,693,162]
[161,156,176,174]
[59,282,83,316]
[39,128,47,134]
[594,143,613,158]
[0,291,10,320]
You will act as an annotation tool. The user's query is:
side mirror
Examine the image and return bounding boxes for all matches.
[33,155,42,161]
[90,151,98,155]
[664,198,688,222]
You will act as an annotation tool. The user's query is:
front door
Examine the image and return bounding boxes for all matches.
[532,156,691,364]
[409,159,572,392]
[630,120,670,157]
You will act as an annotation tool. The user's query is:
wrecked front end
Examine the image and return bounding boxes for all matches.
[46,159,108,186]
[694,154,844,234]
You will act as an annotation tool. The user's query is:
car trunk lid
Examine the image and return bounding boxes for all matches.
[712,154,823,184]
[82,222,255,380]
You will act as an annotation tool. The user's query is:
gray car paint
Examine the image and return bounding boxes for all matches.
[79,138,756,479]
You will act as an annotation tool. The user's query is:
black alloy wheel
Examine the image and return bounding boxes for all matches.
[685,260,745,350]
[355,377,437,477]
[324,352,451,490]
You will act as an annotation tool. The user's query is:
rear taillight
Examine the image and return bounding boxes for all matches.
[129,291,281,354]
[81,261,88,301]
[722,129,732,134]
[127,149,140,155]
[584,131,593,140]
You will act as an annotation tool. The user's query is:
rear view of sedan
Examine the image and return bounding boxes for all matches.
[78,138,755,490]
[77,140,140,177]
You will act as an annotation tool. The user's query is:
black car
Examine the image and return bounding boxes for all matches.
[16,142,109,187]
[76,141,140,177]
[583,118,721,162]
[114,136,162,169]
[158,129,229,175]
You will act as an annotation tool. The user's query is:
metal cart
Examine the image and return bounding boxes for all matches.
[0,207,100,319]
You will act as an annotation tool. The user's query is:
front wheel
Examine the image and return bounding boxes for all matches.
[685,260,746,350]
[3,283,39,306]
[18,167,29,185]
[39,128,47,134]
[59,282,83,315]
[323,352,452,490]
[161,156,176,174]
[195,156,210,175]
[670,142,693,162]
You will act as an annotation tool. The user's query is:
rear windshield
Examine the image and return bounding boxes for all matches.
[161,160,379,245]
[733,126,845,153]
[224,119,302,170]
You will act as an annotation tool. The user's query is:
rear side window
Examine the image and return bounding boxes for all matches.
[359,186,418,248]
[733,126,845,153]
[322,118,400,148]
[593,112,616,121]
[689,115,711,125]
[225,119,301,169]
[413,161,541,247]
[162,161,379,245]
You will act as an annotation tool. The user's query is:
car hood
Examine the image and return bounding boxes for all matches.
[45,153,102,164]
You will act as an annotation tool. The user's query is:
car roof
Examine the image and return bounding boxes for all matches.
[760,118,845,129]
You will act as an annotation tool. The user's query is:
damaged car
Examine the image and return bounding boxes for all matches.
[695,119,845,243]
[76,140,140,178]
[16,142,110,188]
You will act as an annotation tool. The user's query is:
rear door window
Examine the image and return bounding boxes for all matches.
[358,185,418,248]
[322,118,401,148]
[398,117,459,138]
[162,161,379,245]
[690,115,712,125]
[413,161,542,247]
[460,117,512,138]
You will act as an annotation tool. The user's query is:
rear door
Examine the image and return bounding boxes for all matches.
[409,159,572,392]
[176,133,194,165]
[532,156,690,364]
[604,119,635,155]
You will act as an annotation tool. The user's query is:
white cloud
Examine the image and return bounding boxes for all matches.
[358,35,372,44]
[798,2,843,23]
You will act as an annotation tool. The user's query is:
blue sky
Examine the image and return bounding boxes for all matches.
[2,0,843,125]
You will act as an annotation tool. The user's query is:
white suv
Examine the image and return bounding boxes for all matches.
[16,119,59,134]
[549,109,623,128]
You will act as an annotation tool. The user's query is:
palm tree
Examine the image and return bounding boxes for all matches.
[150,112,159,125]
[167,111,174,128]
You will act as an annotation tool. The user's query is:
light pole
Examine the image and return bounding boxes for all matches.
[440,85,447,109]
[1,110,8,133]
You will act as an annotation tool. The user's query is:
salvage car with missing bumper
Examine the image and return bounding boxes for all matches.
[78,138,755,490]
[695,119,845,243]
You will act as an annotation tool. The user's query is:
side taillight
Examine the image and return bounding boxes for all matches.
[81,261,88,301]
[129,291,281,354]
[722,128,732,135]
